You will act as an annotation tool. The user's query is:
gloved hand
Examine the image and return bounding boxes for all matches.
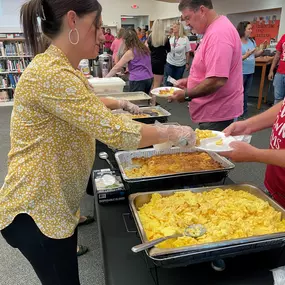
[118,100,142,114]
[155,121,196,149]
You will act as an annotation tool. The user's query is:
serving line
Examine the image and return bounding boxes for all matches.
[92,141,285,285]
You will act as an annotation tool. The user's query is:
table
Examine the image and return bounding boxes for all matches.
[255,56,274,110]
[93,142,285,285]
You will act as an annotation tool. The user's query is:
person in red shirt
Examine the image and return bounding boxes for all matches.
[268,34,285,104]
[221,100,285,208]
[104,28,115,53]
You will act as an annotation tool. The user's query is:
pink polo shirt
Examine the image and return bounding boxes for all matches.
[188,16,243,123]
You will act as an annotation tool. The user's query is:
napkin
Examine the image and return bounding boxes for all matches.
[271,266,285,285]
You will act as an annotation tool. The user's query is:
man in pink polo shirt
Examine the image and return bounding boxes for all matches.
[169,0,243,131]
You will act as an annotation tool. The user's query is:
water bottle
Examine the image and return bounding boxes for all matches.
[79,59,90,77]
[102,61,108,78]
[93,59,101,77]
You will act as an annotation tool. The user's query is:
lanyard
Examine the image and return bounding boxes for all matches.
[173,37,179,58]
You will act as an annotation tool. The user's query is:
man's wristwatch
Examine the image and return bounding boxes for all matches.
[184,89,192,102]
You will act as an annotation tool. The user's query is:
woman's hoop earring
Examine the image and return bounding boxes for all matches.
[69,28,80,45]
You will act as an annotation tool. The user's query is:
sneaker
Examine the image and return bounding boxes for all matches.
[77,245,89,257]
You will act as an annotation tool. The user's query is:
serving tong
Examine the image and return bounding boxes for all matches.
[132,224,207,253]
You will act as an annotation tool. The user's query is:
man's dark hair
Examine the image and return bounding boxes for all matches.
[179,0,213,11]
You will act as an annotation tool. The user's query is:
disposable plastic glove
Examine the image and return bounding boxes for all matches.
[118,100,142,114]
[155,121,196,149]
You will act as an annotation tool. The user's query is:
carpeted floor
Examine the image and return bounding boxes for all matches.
[0,81,275,284]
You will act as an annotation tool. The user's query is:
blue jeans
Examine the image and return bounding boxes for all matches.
[273,72,285,105]
[164,62,186,87]
[243,73,253,115]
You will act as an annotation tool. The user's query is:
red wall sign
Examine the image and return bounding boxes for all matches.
[251,19,280,46]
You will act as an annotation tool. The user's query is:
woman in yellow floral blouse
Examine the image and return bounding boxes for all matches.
[0,0,196,284]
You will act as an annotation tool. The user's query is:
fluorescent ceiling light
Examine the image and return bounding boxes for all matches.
[121,16,135,19]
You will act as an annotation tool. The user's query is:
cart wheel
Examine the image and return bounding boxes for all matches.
[211,259,226,272]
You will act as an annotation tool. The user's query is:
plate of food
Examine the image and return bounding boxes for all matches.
[151,87,183,98]
[195,129,236,152]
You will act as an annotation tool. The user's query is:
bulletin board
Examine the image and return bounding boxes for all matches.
[251,17,280,46]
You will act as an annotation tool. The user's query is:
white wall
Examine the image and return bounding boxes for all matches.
[213,0,284,14]
[0,0,154,32]
[100,0,155,27]
[0,0,26,32]
[227,9,281,29]
[2,0,285,39]
[215,0,285,39]
[152,2,181,20]
[212,0,285,39]
[161,17,180,32]
[153,0,285,39]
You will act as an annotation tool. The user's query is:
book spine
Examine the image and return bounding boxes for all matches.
[5,44,9,56]
[15,42,20,56]
[8,74,16,88]
[2,76,7,87]
[0,42,4,57]
[12,43,16,56]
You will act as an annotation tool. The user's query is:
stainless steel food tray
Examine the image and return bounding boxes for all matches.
[137,106,171,117]
[96,92,152,106]
[129,184,285,267]
[115,147,235,182]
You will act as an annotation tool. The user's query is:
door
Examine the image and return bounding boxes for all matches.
[122,24,135,30]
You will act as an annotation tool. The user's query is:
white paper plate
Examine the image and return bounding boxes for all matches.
[195,131,236,152]
[151,87,182,98]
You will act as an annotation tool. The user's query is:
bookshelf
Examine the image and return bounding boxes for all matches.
[0,33,32,106]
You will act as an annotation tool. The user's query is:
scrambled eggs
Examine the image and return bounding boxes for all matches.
[124,152,222,178]
[216,139,223,146]
[138,189,285,249]
[159,88,175,96]
[195,129,217,146]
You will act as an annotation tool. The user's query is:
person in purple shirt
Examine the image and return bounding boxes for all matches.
[107,28,153,94]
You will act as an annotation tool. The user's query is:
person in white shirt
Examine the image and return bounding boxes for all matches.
[164,22,191,86]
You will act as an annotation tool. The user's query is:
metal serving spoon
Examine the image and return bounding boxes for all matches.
[132,224,206,253]
[142,110,159,116]
[99,152,115,170]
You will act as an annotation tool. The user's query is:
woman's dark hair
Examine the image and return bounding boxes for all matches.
[237,21,251,38]
[123,28,150,56]
[20,0,102,55]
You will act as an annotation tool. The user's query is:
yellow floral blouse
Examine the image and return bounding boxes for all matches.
[0,45,142,239]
